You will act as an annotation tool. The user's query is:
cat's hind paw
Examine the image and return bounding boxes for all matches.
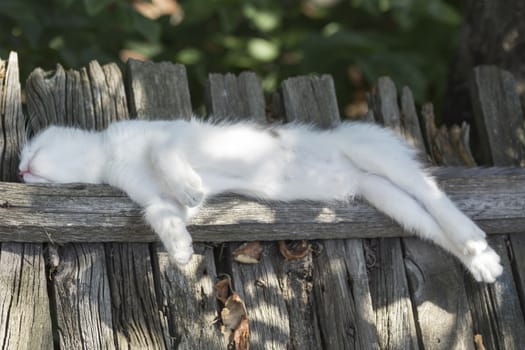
[465,247,503,283]
[464,239,488,256]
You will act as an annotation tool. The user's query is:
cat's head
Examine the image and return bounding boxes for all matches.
[19,126,104,184]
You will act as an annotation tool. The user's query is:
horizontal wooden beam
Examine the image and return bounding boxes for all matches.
[1,167,524,243]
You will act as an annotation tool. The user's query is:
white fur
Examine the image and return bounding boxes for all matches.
[19,119,503,282]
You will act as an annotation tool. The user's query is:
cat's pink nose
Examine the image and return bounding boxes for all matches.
[18,170,29,182]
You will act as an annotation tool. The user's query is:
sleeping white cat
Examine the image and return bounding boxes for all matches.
[18,119,503,283]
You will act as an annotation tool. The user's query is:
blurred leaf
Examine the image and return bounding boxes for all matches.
[18,19,44,48]
[243,4,281,32]
[132,12,161,42]
[124,40,163,58]
[0,1,36,21]
[247,38,279,62]
[425,1,461,25]
[176,47,202,65]
[83,0,115,15]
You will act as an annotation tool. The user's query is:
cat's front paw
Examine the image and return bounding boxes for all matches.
[464,247,503,283]
[180,186,205,208]
[167,240,194,266]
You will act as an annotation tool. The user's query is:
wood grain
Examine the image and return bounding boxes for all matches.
[125,58,192,120]
[0,52,24,181]
[52,244,115,349]
[368,238,419,349]
[25,60,173,349]
[125,58,223,349]
[0,51,53,350]
[25,61,118,349]
[466,238,525,349]
[207,72,291,350]
[281,74,381,350]
[468,64,525,349]
[0,168,524,242]
[470,65,525,166]
[205,72,266,123]
[281,75,340,128]
[388,80,476,350]
[367,77,419,350]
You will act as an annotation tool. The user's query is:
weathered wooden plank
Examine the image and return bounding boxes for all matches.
[400,86,425,151]
[0,51,53,350]
[0,243,53,350]
[367,80,419,350]
[313,240,380,349]
[343,240,380,349]
[125,58,192,120]
[52,244,115,349]
[230,243,291,350]
[465,237,525,349]
[0,52,24,181]
[281,74,379,349]
[207,72,291,349]
[25,61,119,349]
[281,75,340,128]
[468,65,525,350]
[403,239,474,349]
[26,64,66,131]
[470,65,525,166]
[105,243,167,348]
[369,77,402,133]
[394,83,475,350]
[367,238,419,349]
[89,61,128,129]
[90,60,170,349]
[206,72,266,122]
[0,169,524,242]
[125,58,222,349]
[509,234,525,315]
[272,250,322,350]
[153,244,223,349]
[421,103,477,166]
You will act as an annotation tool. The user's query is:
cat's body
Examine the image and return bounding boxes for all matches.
[19,119,503,282]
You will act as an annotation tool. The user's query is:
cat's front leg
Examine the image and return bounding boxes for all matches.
[144,200,194,265]
[112,172,195,265]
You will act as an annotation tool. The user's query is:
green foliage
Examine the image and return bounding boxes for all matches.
[0,0,462,117]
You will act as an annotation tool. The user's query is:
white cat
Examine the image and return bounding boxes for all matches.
[19,118,503,283]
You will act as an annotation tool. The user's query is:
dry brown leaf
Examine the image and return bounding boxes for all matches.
[278,240,311,260]
[232,316,250,350]
[215,276,250,348]
[221,292,249,348]
[233,241,263,264]
[221,292,247,331]
[215,275,232,304]
[474,334,486,350]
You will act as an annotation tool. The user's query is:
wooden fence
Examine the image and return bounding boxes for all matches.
[1,51,525,349]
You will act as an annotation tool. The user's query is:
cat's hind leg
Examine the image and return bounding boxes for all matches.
[356,172,503,282]
[339,123,487,256]
[148,142,205,207]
